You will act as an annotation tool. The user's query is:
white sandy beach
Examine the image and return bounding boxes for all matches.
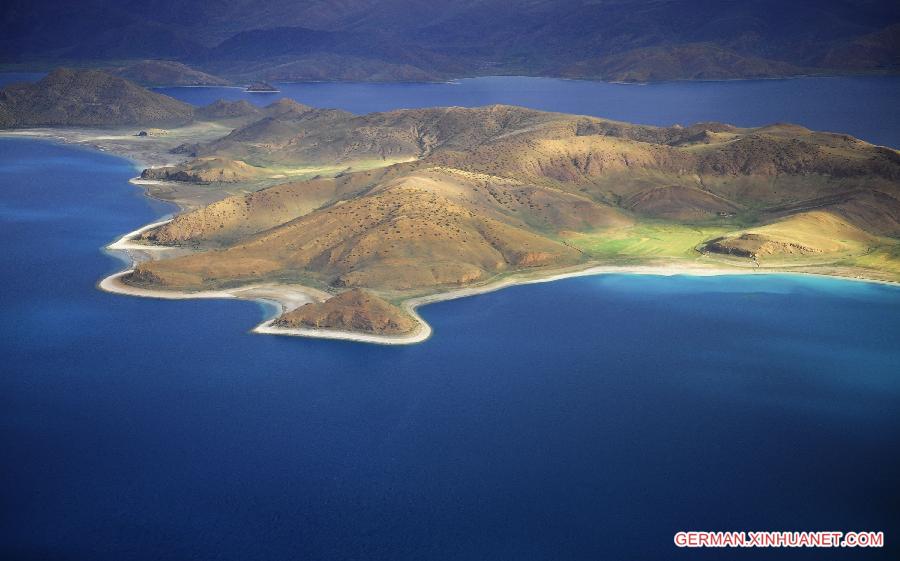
[96,184,899,345]
[106,219,175,253]
[98,210,758,345]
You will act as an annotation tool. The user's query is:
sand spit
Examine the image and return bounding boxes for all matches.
[99,270,238,301]
[253,318,432,345]
[106,218,174,253]
[100,269,327,309]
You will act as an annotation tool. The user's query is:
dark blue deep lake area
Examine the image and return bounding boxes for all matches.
[1,76,900,560]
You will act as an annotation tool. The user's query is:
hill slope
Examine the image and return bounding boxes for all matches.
[273,289,416,334]
[0,68,194,128]
[703,211,879,262]
[111,60,230,86]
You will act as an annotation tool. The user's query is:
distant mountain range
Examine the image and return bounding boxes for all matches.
[2,0,898,82]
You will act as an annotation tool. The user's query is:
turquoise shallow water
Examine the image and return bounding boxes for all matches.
[1,138,898,560]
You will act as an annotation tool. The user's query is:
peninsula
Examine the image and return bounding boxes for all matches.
[3,69,899,342]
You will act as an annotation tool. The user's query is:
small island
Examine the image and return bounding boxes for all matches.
[245,81,279,92]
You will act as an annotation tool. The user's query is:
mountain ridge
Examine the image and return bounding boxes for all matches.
[3,1,898,83]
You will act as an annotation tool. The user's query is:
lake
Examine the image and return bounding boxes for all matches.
[1,75,899,560]
[1,73,899,148]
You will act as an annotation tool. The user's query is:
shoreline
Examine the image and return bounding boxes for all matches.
[6,130,897,345]
[0,121,234,170]
[97,214,898,345]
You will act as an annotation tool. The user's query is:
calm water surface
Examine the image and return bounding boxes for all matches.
[167,76,900,148]
[1,74,900,560]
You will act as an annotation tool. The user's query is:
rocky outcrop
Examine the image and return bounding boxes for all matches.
[701,211,879,261]
[141,158,266,183]
[273,289,416,335]
[704,234,822,259]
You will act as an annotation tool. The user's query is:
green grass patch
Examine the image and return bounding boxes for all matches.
[567,223,731,260]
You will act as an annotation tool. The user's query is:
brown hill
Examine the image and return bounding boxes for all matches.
[130,179,584,291]
[0,68,194,128]
[141,174,360,245]
[189,104,562,167]
[142,159,632,249]
[138,107,900,224]
[141,157,269,183]
[703,211,878,262]
[762,189,900,237]
[273,289,415,335]
[174,103,900,196]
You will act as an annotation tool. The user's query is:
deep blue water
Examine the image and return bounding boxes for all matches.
[1,137,900,560]
[3,67,900,559]
[1,72,898,148]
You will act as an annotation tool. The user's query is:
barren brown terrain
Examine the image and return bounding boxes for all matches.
[120,101,900,336]
[274,288,416,335]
